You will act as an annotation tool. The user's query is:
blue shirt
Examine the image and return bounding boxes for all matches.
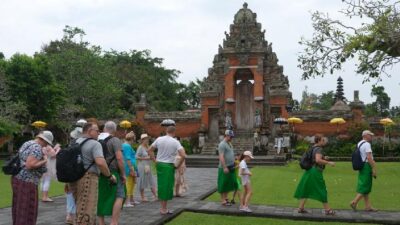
[122,143,137,176]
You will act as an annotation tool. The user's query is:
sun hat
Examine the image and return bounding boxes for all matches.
[224,130,234,137]
[243,150,254,159]
[140,133,150,140]
[37,130,54,146]
[70,127,83,139]
[362,130,375,136]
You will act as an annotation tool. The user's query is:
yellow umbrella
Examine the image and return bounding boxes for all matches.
[32,121,47,129]
[380,118,395,126]
[119,120,132,129]
[380,118,395,155]
[288,117,303,132]
[288,117,303,124]
[330,118,346,133]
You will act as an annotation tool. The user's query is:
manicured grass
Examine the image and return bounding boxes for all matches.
[208,162,400,211]
[167,212,375,225]
[0,160,66,208]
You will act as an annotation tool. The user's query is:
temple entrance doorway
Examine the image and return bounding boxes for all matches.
[208,108,219,140]
[235,69,254,131]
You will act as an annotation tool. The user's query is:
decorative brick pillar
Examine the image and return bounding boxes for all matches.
[250,68,264,101]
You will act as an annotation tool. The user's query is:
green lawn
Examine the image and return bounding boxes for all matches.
[0,160,66,208]
[168,212,376,225]
[208,162,400,211]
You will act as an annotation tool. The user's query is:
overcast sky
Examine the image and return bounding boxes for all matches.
[1,0,399,106]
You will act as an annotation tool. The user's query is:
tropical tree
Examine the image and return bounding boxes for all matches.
[364,85,391,117]
[298,0,400,82]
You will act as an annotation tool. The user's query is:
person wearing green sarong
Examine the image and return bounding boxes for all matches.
[350,130,378,212]
[217,130,238,206]
[97,121,126,225]
[294,134,336,215]
[148,123,186,215]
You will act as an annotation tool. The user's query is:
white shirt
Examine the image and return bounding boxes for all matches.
[151,135,183,163]
[239,160,250,185]
[358,140,373,161]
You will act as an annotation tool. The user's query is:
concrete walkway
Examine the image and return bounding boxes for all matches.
[1,168,400,224]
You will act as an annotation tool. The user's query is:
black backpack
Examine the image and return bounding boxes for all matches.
[99,136,114,165]
[2,143,34,175]
[299,146,315,170]
[56,138,94,183]
[351,141,367,171]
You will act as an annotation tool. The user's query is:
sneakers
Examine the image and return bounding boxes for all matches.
[124,203,134,208]
[133,200,141,205]
[239,206,252,213]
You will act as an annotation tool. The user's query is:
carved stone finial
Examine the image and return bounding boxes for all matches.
[243,2,248,8]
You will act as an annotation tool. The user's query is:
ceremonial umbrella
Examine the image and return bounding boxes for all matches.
[273,117,288,125]
[32,121,47,129]
[329,118,346,133]
[288,117,303,132]
[119,120,132,134]
[380,118,395,155]
[161,119,176,127]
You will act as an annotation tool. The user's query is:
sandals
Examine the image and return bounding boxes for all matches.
[222,201,232,206]
[297,208,309,214]
[325,209,336,216]
[160,210,173,215]
[365,208,378,212]
[350,202,357,211]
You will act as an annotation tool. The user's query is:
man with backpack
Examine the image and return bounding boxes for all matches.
[350,130,378,212]
[70,122,116,225]
[97,121,126,225]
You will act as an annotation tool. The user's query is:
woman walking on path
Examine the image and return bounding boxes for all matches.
[174,154,188,197]
[239,151,254,213]
[294,134,336,215]
[12,131,53,225]
[40,143,60,202]
[122,131,139,207]
[136,133,157,202]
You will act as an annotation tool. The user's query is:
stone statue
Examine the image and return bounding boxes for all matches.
[255,108,262,128]
[225,111,233,129]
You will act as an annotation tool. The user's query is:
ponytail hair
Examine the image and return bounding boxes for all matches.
[239,152,245,161]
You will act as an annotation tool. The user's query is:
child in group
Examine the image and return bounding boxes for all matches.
[230,153,242,204]
[239,150,254,212]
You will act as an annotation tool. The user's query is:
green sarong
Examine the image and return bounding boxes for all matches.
[97,171,120,216]
[217,168,239,193]
[357,163,373,195]
[294,167,328,203]
[156,162,175,201]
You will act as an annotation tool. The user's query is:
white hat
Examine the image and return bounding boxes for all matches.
[70,127,83,139]
[362,130,375,136]
[224,130,234,137]
[140,133,150,140]
[243,150,254,159]
[37,130,54,146]
[76,119,87,127]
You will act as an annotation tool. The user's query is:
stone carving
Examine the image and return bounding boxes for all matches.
[238,54,249,65]
[225,111,233,129]
[255,108,262,128]
[139,93,147,104]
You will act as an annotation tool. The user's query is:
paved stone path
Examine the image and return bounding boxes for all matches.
[1,168,400,224]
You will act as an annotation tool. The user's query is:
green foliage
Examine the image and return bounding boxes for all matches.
[324,138,356,157]
[0,117,20,137]
[298,0,400,81]
[3,54,64,123]
[294,139,310,155]
[181,139,193,155]
[347,122,371,143]
[299,87,335,110]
